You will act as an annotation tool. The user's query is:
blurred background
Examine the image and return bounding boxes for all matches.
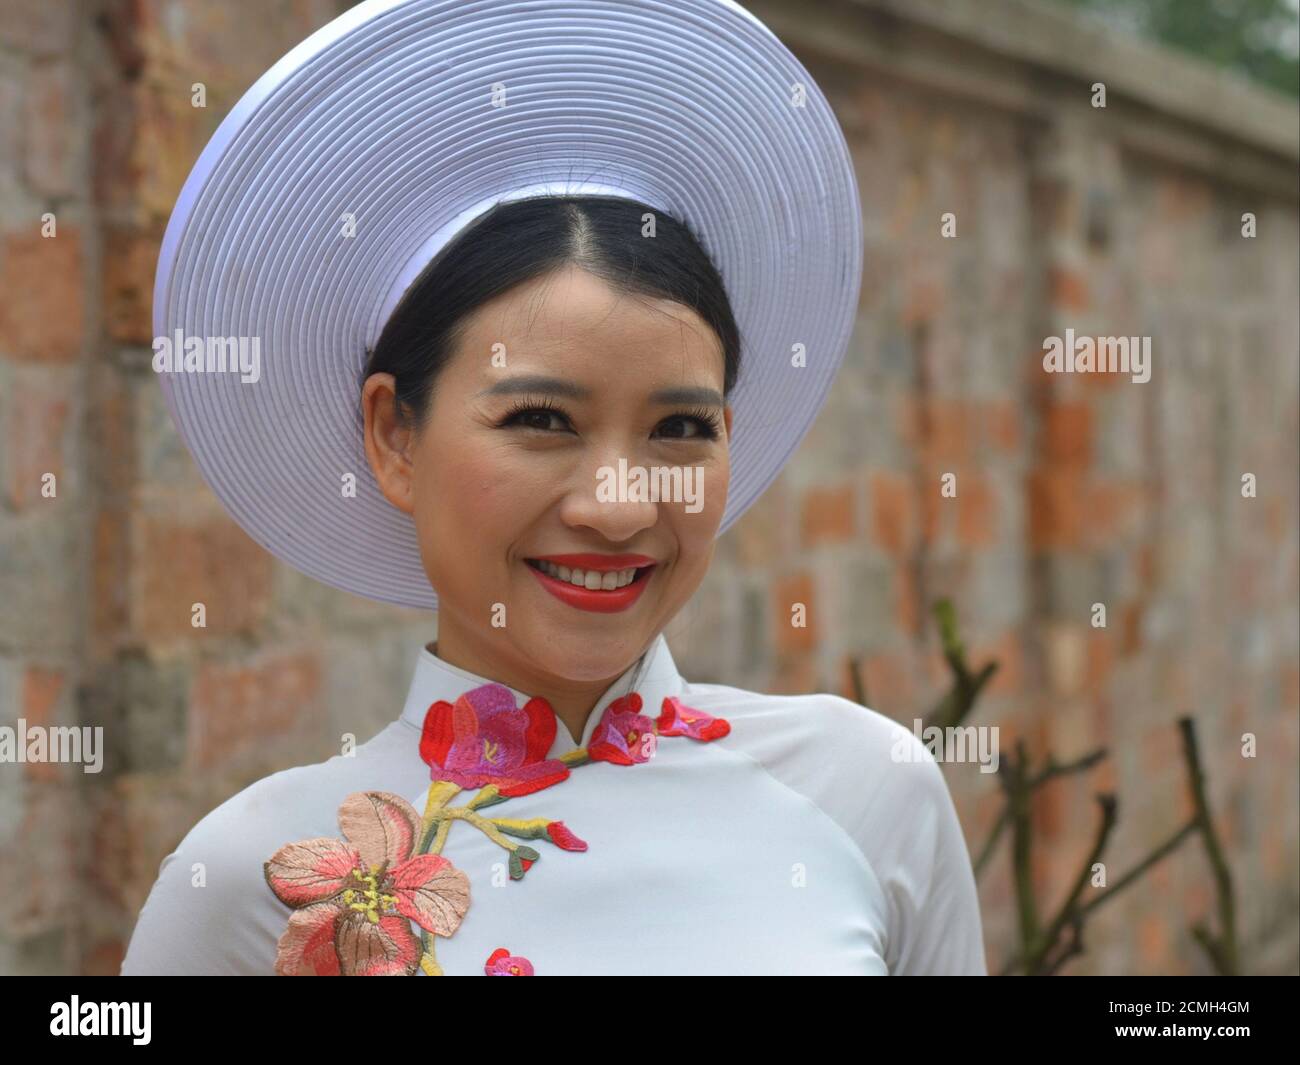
[0,0,1296,975]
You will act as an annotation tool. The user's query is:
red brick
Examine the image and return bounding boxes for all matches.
[1042,401,1092,469]
[0,229,85,363]
[768,654,817,695]
[188,650,321,769]
[985,400,1020,453]
[799,482,855,547]
[4,375,69,509]
[132,514,276,644]
[925,398,973,464]
[1092,752,1118,794]
[1283,664,1299,710]
[1137,912,1169,970]
[956,472,998,548]
[0,0,75,55]
[1085,629,1115,692]
[870,470,914,555]
[846,651,913,710]
[898,397,974,465]
[919,472,947,547]
[23,61,76,196]
[1086,481,1143,543]
[1032,773,1064,841]
[1119,601,1143,656]
[735,476,789,569]
[969,629,1024,697]
[92,510,129,657]
[1047,265,1089,311]
[103,227,161,344]
[84,940,126,977]
[895,563,921,637]
[1141,726,1181,774]
[21,667,64,782]
[772,571,817,653]
[1027,468,1086,549]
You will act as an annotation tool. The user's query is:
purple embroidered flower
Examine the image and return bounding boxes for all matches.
[420,683,570,796]
[657,696,731,741]
[588,692,656,765]
[485,948,534,975]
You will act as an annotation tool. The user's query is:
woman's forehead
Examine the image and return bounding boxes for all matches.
[449,272,726,389]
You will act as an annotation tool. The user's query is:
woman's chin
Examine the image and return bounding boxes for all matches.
[516,632,652,684]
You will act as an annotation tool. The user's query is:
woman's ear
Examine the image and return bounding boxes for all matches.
[361,373,417,515]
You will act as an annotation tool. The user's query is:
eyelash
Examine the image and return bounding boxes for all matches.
[498,396,721,441]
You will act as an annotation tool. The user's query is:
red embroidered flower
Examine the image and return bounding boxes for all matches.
[420,683,570,796]
[264,791,470,976]
[485,948,534,975]
[546,821,587,851]
[588,692,657,765]
[657,695,731,741]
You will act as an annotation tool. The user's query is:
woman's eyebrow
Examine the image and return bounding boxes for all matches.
[478,374,723,408]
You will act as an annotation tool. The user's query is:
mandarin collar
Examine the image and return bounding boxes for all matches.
[398,632,685,758]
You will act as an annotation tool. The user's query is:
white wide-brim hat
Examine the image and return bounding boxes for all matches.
[154,0,863,610]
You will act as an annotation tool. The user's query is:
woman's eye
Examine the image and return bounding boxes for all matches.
[657,415,716,440]
[506,408,568,432]
[503,407,717,440]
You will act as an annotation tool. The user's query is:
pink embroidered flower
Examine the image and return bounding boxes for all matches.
[588,692,656,765]
[264,791,470,976]
[420,683,570,796]
[485,948,534,976]
[657,696,731,741]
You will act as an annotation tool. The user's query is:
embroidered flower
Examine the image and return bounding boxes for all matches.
[264,791,470,976]
[420,683,570,796]
[588,692,657,765]
[485,948,534,975]
[657,695,731,741]
[545,821,588,851]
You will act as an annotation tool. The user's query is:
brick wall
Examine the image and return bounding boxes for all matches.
[0,0,1296,975]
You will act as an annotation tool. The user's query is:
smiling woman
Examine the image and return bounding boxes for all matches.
[358,195,737,741]
[121,0,987,977]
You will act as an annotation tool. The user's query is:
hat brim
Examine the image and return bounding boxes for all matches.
[153,0,863,610]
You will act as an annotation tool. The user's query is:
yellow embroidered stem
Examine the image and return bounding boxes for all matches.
[418,928,444,975]
[421,780,462,823]
[430,816,453,854]
[466,785,501,809]
[559,749,589,766]
[440,807,522,851]
[417,780,465,853]
[491,817,550,834]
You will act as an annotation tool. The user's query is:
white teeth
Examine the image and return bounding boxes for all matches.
[533,560,639,589]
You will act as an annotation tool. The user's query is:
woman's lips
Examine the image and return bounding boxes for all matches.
[524,558,656,613]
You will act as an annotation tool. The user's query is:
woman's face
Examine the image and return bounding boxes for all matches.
[363,265,732,690]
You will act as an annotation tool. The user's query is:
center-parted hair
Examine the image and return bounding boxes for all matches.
[361,194,742,427]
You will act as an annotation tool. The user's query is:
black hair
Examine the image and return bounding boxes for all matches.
[360,194,742,427]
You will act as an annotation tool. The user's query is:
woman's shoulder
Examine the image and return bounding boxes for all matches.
[680,679,939,775]
[677,680,960,851]
[120,721,425,975]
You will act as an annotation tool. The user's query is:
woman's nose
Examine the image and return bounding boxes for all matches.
[557,446,662,541]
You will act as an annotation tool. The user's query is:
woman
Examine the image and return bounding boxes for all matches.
[121,0,985,975]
